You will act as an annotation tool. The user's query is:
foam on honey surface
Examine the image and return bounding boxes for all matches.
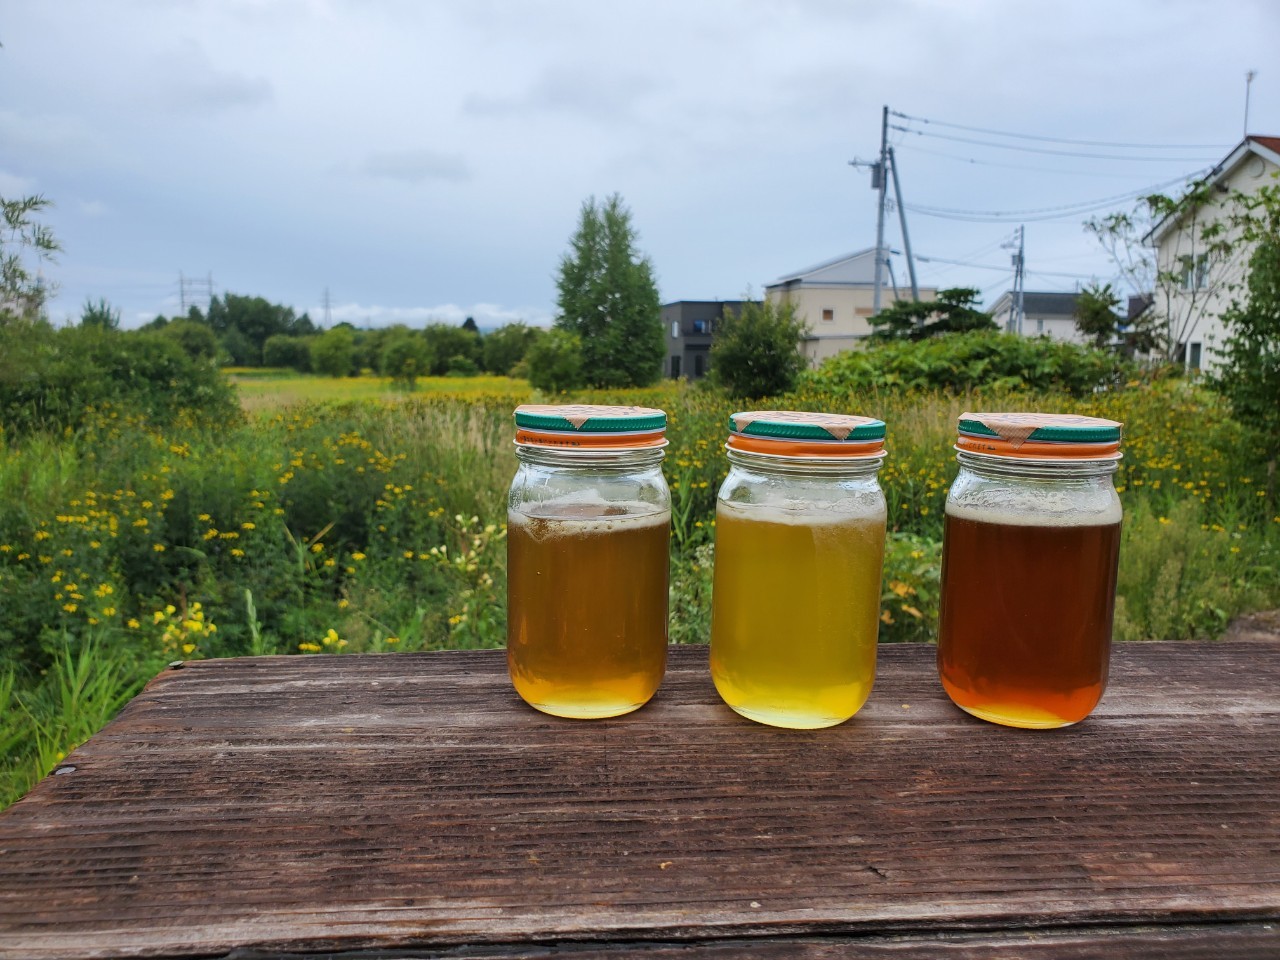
[945,494,1121,527]
[716,497,886,526]
[509,498,669,539]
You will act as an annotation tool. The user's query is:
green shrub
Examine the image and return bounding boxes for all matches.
[263,334,314,372]
[0,325,238,436]
[710,299,808,399]
[806,331,1131,397]
[526,329,584,393]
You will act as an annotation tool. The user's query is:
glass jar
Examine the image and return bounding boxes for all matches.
[937,412,1124,729]
[710,411,888,729]
[507,404,671,719]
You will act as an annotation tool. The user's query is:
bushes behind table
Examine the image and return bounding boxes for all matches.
[0,324,239,436]
[0,397,513,675]
[805,331,1131,397]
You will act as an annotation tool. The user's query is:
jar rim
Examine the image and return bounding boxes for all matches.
[726,444,886,473]
[955,447,1120,477]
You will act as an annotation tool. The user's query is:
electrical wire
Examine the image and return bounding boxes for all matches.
[904,170,1206,223]
[890,110,1231,151]
[891,125,1221,163]
[916,254,1096,280]
[895,141,1183,180]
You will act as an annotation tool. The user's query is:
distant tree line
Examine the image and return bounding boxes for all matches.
[130,294,549,388]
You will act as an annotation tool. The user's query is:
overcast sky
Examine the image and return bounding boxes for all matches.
[3,0,1278,329]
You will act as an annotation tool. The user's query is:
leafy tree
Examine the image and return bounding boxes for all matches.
[218,327,257,366]
[310,326,356,377]
[461,315,480,335]
[206,293,313,365]
[80,297,120,330]
[555,194,663,387]
[422,323,481,376]
[446,354,480,377]
[161,318,219,360]
[1073,283,1123,349]
[379,329,432,388]
[1212,182,1280,505]
[710,299,808,400]
[262,334,314,371]
[483,322,542,375]
[526,328,584,393]
[867,288,995,341]
[1,193,60,324]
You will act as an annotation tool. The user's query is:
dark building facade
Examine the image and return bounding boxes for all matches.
[662,300,755,380]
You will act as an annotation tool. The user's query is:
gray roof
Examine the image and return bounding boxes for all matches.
[769,248,879,287]
[993,290,1080,319]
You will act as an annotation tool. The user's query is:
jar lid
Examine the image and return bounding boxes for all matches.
[957,412,1123,459]
[727,410,886,458]
[514,404,667,449]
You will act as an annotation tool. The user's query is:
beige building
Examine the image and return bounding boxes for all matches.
[990,290,1093,345]
[765,249,937,365]
[1145,135,1280,371]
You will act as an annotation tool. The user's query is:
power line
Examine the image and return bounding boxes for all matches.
[903,171,1205,223]
[895,141,1183,180]
[890,110,1231,151]
[916,253,1096,280]
[891,124,1220,163]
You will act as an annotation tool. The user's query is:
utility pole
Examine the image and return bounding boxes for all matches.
[178,270,186,314]
[872,105,889,314]
[887,146,919,302]
[1245,69,1257,136]
[1011,226,1026,334]
[323,287,332,327]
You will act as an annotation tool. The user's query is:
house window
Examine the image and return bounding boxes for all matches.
[694,354,704,378]
[1036,318,1044,335]
[821,307,835,323]
[671,356,681,379]
[1189,342,1202,370]
[693,319,709,334]
[671,321,680,339]
[1180,254,1209,291]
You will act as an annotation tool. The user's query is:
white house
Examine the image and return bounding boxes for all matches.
[989,290,1097,345]
[765,249,937,365]
[1144,135,1280,371]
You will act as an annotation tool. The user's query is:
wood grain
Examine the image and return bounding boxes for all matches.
[0,641,1278,959]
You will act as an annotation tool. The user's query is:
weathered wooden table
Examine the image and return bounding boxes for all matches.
[1,642,1278,959]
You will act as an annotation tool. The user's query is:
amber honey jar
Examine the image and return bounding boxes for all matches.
[506,404,670,719]
[937,412,1124,729]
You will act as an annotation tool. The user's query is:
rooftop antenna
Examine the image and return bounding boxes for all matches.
[1244,69,1257,136]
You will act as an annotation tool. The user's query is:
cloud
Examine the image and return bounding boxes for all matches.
[79,200,109,217]
[465,65,655,122]
[321,301,551,329]
[360,150,470,184]
[149,40,273,113]
[0,170,36,196]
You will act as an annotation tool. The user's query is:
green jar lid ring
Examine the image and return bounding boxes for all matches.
[958,413,1122,445]
[515,404,666,433]
[729,411,885,443]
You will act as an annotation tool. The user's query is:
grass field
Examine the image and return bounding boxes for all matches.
[227,369,533,412]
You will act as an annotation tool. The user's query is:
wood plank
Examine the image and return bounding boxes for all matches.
[0,641,1278,959]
